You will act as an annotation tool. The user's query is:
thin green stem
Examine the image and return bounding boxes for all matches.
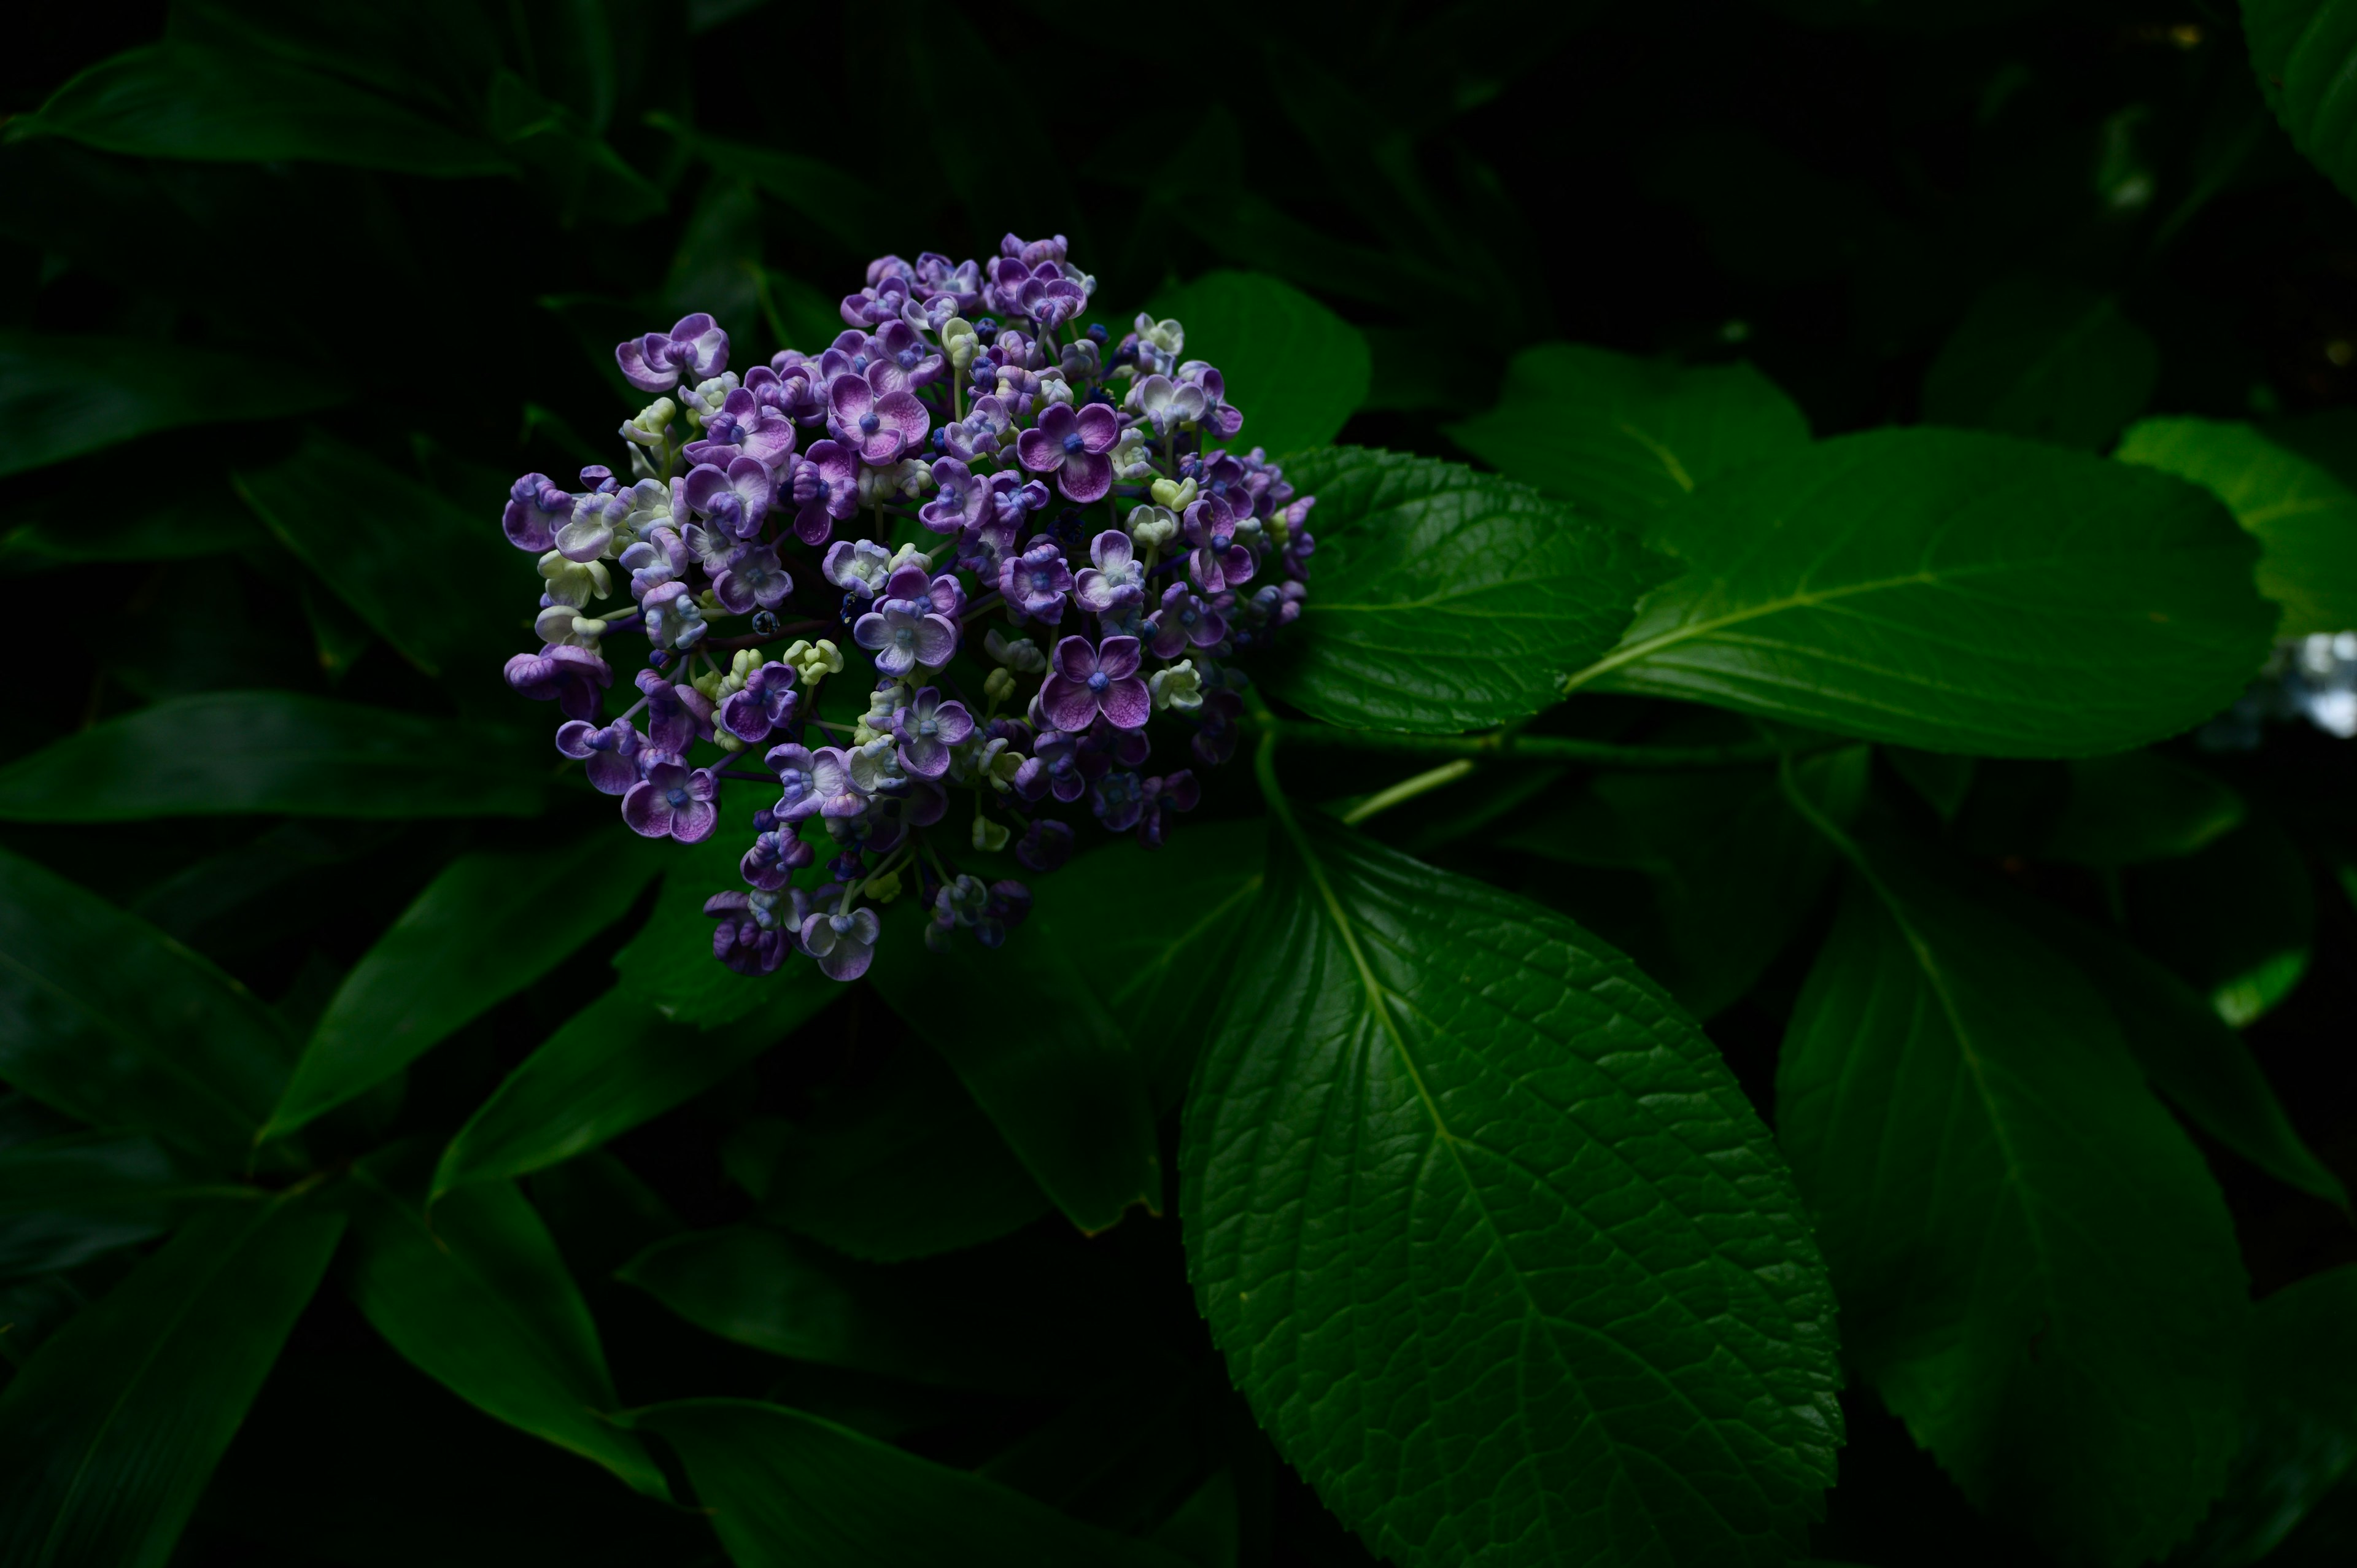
[1340,760,1477,825]
[1246,715,1836,771]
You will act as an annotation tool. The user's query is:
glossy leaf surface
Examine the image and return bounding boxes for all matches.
[1444,342,1811,519]
[1146,269,1372,458]
[1274,446,1672,732]
[0,331,345,479]
[1183,805,1841,1567]
[1920,276,2158,450]
[1580,429,2276,755]
[1779,846,2247,1565]
[2247,1,2357,204]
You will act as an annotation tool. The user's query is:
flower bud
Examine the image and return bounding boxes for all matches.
[1150,476,1198,511]
[972,813,1011,852]
[1151,660,1204,712]
[983,666,1016,704]
[984,628,1045,673]
[1126,504,1180,551]
[942,317,978,371]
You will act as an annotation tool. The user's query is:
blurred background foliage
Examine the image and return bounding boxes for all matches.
[4,1,2357,1564]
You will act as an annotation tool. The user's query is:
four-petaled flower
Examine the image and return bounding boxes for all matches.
[792,440,859,546]
[1015,402,1120,502]
[891,687,974,778]
[684,456,774,541]
[623,759,719,842]
[1074,529,1145,617]
[1129,373,1206,438]
[1182,494,1256,592]
[617,312,730,393]
[829,366,931,465]
[555,716,641,794]
[1146,581,1227,658]
[999,538,1073,622]
[1040,635,1150,732]
[719,661,799,743]
[800,902,881,981]
[853,598,958,676]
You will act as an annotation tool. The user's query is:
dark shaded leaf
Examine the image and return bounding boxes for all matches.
[486,69,664,226]
[1884,747,1976,825]
[2246,0,2357,204]
[0,1126,255,1281]
[0,332,346,479]
[1273,446,1672,732]
[0,844,293,1167]
[2131,818,2315,1027]
[1444,343,1811,520]
[0,692,548,821]
[651,116,894,255]
[609,803,798,1025]
[1779,840,2247,1565]
[1183,803,1841,1568]
[1921,276,2158,450]
[2041,751,2245,867]
[632,1399,1195,1567]
[0,479,268,570]
[1579,429,2277,755]
[266,833,663,1139]
[1144,271,1371,458]
[0,1188,345,1567]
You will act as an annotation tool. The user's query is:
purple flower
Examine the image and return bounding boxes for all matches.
[942,395,1012,462]
[1074,530,1145,617]
[875,320,944,387]
[1146,581,1228,658]
[1179,362,1244,439]
[686,387,797,469]
[916,252,981,311]
[1192,690,1244,767]
[1003,233,1067,268]
[617,313,730,393]
[999,538,1073,622]
[792,439,859,546]
[1182,495,1256,593]
[640,579,706,650]
[767,743,824,821]
[891,687,973,778]
[840,271,910,328]
[744,364,821,422]
[880,564,965,622]
[719,661,799,743]
[555,716,641,795]
[740,830,812,892]
[1092,770,1147,833]
[503,473,573,552]
[1016,817,1075,871]
[987,471,1052,531]
[708,888,795,975]
[823,538,894,599]
[1131,374,1207,438]
[624,759,719,843]
[636,666,712,754]
[919,457,989,535]
[1136,770,1201,848]
[1040,635,1150,732]
[711,544,791,614]
[1017,272,1086,330]
[1015,729,1088,803]
[853,600,958,676]
[798,746,870,819]
[684,456,773,541]
[555,489,630,563]
[828,368,931,465]
[504,645,610,721]
[801,903,881,981]
[620,526,689,600]
[1014,403,1119,503]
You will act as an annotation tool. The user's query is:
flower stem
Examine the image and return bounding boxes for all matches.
[1242,715,1836,771]
[1339,760,1478,825]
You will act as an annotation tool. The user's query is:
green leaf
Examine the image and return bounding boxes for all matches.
[1143,270,1372,458]
[1443,342,1811,520]
[346,1156,665,1496]
[2132,819,2315,1027]
[0,692,548,821]
[1778,840,2248,1565]
[0,1188,345,1567]
[629,1399,1195,1567]
[619,1225,1125,1394]
[234,429,528,682]
[1920,276,2158,450]
[266,834,664,1140]
[1883,747,1976,825]
[432,979,830,1198]
[0,332,346,479]
[1576,428,2277,756]
[486,69,664,226]
[610,806,796,1025]
[2246,0,2357,204]
[2116,413,2357,638]
[1182,801,1841,1568]
[722,1041,1050,1263]
[0,478,268,570]
[2021,903,2347,1207]
[2040,751,2246,867]
[7,41,513,176]
[0,1126,255,1281]
[651,116,896,255]
[1272,446,1673,733]
[866,903,1163,1235]
[0,845,294,1167]
[2176,1264,2357,1566]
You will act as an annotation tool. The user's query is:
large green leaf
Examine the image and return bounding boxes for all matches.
[1144,270,1372,458]
[2246,0,2357,203]
[618,1225,1122,1394]
[2039,750,2245,867]
[1575,429,2277,755]
[1272,446,1672,732]
[0,1125,255,1281]
[7,41,513,176]
[0,845,293,1167]
[0,478,269,570]
[432,979,829,1198]
[2116,413,2357,638]
[2176,1265,2357,1566]
[234,429,530,682]
[266,833,663,1140]
[1778,841,2247,1565]
[485,69,665,227]
[1443,342,1811,520]
[608,807,797,1025]
[346,1156,665,1496]
[723,1041,1051,1264]
[1920,276,2158,450]
[0,692,548,821]
[1182,800,1841,1568]
[0,332,346,479]
[652,117,897,255]
[0,1188,345,1567]
[630,1399,1194,1567]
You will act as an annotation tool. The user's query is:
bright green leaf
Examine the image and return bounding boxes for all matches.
[7,41,513,176]
[1779,842,2247,1565]
[1444,342,1811,519]
[2116,412,2357,638]
[1921,276,2158,450]
[630,1399,1194,1567]
[0,1126,255,1281]
[2041,751,2245,867]
[1272,446,1673,733]
[0,692,548,821]
[1144,270,1372,458]
[1577,428,2277,755]
[346,1155,665,1496]
[432,979,829,1198]
[0,1189,345,1567]
[0,332,346,479]
[266,833,664,1140]
[1182,803,1841,1568]
[2245,0,2357,204]
[0,845,294,1167]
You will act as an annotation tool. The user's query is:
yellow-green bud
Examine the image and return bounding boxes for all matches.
[1151,476,1198,511]
[865,868,903,904]
[943,317,978,371]
[983,666,1016,704]
[972,814,1010,852]
[1126,504,1180,550]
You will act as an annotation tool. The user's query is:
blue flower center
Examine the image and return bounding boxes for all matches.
[666,786,688,807]
[1180,609,1198,626]
[1087,671,1109,693]
[1063,433,1084,455]
[859,412,880,434]
[897,349,918,369]
[918,718,937,737]
[830,913,853,934]
[894,626,916,647]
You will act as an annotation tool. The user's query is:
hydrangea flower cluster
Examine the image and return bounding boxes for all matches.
[500,237,1316,982]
